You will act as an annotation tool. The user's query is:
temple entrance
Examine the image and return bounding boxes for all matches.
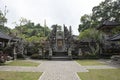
[52,39,68,57]
[42,25,73,59]
[53,52,68,57]
[57,39,63,50]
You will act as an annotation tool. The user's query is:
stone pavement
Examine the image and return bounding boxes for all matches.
[0,59,120,80]
[38,61,88,80]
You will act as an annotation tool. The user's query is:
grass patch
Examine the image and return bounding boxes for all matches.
[5,60,39,67]
[78,69,120,80]
[0,71,42,80]
[76,60,105,66]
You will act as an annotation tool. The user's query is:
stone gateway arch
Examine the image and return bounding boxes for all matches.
[40,25,80,59]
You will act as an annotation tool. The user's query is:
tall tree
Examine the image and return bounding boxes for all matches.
[0,6,7,26]
[78,0,120,32]
[79,28,104,42]
[78,14,92,32]
[13,18,51,42]
[51,24,62,31]
[0,6,10,33]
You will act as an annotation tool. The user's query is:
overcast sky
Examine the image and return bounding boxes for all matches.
[0,0,104,35]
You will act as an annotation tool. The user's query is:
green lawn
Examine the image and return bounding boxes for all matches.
[0,71,42,80]
[78,69,120,80]
[5,60,39,67]
[76,60,105,66]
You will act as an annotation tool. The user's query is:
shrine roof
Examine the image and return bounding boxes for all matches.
[97,21,120,30]
[0,31,12,41]
[108,33,120,41]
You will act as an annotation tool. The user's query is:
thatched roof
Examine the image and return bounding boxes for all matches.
[0,31,12,41]
[97,21,120,30]
[108,34,120,41]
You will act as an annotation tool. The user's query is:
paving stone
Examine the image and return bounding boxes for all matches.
[38,61,88,80]
[0,60,119,80]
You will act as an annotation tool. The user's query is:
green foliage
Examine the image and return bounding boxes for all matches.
[12,18,51,42]
[79,28,104,42]
[0,8,10,33]
[30,54,40,59]
[9,18,51,56]
[79,28,104,56]
[78,14,92,32]
[89,43,100,55]
[26,36,41,42]
[78,0,120,57]
[78,0,120,32]
[0,10,7,25]
[92,0,120,22]
[0,25,11,33]
[111,26,120,34]
[51,24,62,31]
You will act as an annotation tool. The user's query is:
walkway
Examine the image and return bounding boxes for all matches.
[0,59,119,80]
[38,61,88,80]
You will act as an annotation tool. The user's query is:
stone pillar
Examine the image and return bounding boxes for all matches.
[13,47,17,60]
[38,48,42,56]
[78,48,82,56]
[49,48,52,56]
[24,49,27,55]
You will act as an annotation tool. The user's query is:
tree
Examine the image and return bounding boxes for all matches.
[0,6,7,26]
[13,17,30,35]
[79,28,105,56]
[13,18,51,42]
[78,0,120,32]
[79,28,104,42]
[51,24,62,31]
[78,14,92,32]
[0,6,10,33]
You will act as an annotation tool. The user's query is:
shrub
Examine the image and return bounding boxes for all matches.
[30,54,40,59]
[17,54,25,59]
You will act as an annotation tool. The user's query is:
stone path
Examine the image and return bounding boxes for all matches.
[0,59,120,80]
[38,61,88,80]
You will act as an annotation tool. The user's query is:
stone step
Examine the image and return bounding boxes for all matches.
[51,56,72,60]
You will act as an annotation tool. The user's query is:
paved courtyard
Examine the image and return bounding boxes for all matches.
[0,59,119,80]
[38,61,88,80]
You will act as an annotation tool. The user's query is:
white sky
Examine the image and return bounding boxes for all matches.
[0,0,104,35]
